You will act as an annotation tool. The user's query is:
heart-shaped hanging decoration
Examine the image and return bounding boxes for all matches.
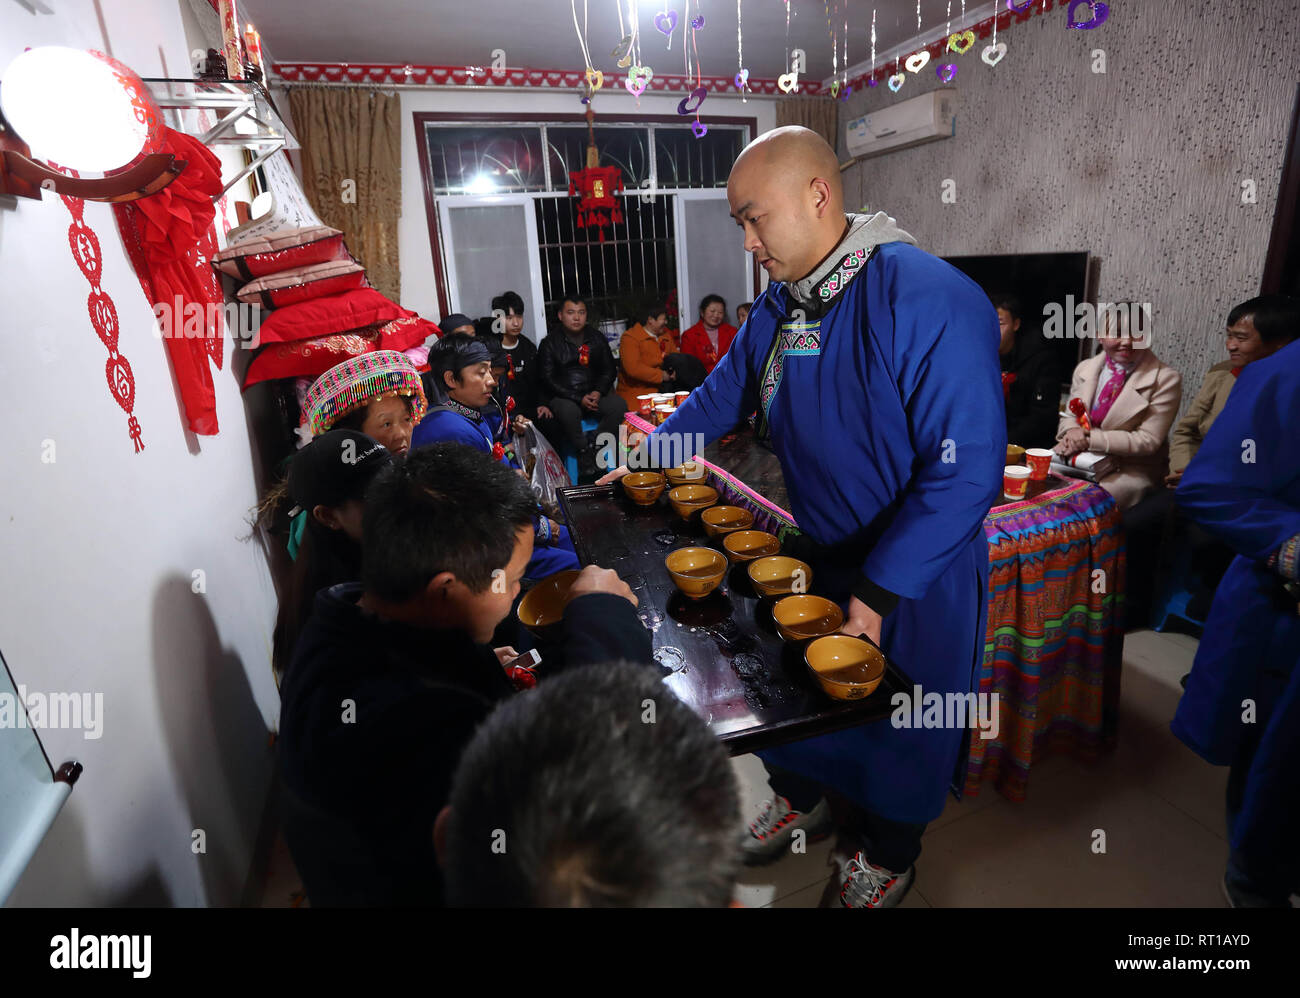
[585,68,604,90]
[654,10,678,35]
[612,34,634,66]
[691,119,708,138]
[677,85,707,115]
[1067,0,1109,29]
[840,84,853,100]
[777,71,799,93]
[947,30,975,54]
[734,68,749,90]
[868,77,879,87]
[1006,0,1034,10]
[981,41,1007,66]
[937,63,957,83]
[626,65,652,95]
[830,81,840,98]
[887,73,905,92]
[905,51,930,73]
[691,14,705,29]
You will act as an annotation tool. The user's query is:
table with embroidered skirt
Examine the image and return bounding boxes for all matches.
[623,413,1126,802]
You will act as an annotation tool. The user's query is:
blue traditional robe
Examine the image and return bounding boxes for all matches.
[654,239,1005,822]
[1173,338,1300,889]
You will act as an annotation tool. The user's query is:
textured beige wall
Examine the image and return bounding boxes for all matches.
[839,0,1300,416]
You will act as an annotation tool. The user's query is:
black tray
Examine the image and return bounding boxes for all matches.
[557,483,913,756]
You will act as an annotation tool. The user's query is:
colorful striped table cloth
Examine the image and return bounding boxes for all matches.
[625,413,1126,802]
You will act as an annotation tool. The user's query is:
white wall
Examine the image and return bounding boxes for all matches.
[1,0,279,906]
[277,85,778,321]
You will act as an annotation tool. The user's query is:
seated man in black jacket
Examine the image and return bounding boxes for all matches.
[536,295,628,475]
[993,293,1061,451]
[278,442,649,906]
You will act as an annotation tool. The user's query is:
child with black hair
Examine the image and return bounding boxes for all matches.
[278,442,649,907]
[490,291,545,422]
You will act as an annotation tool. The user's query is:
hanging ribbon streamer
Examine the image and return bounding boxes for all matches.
[735,0,747,100]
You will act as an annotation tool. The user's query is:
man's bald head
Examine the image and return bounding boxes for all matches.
[727,126,848,283]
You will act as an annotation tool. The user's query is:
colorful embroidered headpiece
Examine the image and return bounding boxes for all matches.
[305,350,428,437]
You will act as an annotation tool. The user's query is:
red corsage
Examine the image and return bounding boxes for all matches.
[578,344,590,366]
[508,666,537,690]
[507,356,516,380]
[492,442,505,461]
[505,395,516,414]
[1001,371,1017,400]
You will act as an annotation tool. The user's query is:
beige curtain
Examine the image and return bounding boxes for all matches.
[775,98,839,152]
[288,88,402,302]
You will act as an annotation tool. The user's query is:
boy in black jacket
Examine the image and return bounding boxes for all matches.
[536,295,628,475]
[278,442,649,906]
[994,293,1061,450]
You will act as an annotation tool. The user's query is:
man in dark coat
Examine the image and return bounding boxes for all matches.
[993,293,1061,450]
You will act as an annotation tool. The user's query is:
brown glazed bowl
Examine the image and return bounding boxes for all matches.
[517,569,581,639]
[804,634,887,701]
[1006,444,1026,465]
[747,556,812,599]
[668,484,718,520]
[772,595,845,643]
[622,471,666,506]
[664,462,708,487]
[665,547,728,600]
[722,530,781,563]
[700,505,755,538]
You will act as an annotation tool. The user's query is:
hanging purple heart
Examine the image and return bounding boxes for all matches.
[691,14,705,29]
[1006,0,1034,10]
[937,63,957,83]
[840,84,853,100]
[654,10,678,35]
[1066,0,1109,29]
[691,119,708,138]
[677,85,707,115]
[868,77,878,87]
[734,68,749,89]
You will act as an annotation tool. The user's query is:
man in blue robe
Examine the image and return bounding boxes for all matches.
[1173,333,1300,908]
[412,333,579,582]
[602,127,1005,907]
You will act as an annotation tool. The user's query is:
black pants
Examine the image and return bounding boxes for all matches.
[548,394,627,452]
[1123,488,1175,630]
[767,764,927,873]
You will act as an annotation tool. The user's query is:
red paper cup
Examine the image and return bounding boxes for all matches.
[674,391,690,406]
[654,404,674,425]
[1025,448,1053,481]
[1003,465,1030,500]
[636,394,656,416]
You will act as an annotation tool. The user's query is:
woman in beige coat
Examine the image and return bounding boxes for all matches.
[1055,304,1183,510]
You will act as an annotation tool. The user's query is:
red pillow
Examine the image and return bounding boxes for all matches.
[253,288,414,346]
[235,260,366,310]
[242,315,438,389]
[212,225,346,279]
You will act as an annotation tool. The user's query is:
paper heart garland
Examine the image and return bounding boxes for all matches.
[905,51,930,73]
[887,73,905,92]
[654,10,677,35]
[690,14,705,29]
[625,76,647,96]
[1067,0,1109,28]
[734,68,749,90]
[691,120,708,138]
[612,34,634,67]
[947,31,975,54]
[981,41,1007,66]
[777,71,799,93]
[585,68,603,90]
[677,86,707,114]
[839,84,853,100]
[937,64,957,83]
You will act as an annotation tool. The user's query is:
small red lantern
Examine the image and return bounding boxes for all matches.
[568,107,624,243]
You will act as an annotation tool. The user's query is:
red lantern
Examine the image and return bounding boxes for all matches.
[567,105,624,243]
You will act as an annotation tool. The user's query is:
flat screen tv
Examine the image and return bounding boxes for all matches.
[942,251,1094,385]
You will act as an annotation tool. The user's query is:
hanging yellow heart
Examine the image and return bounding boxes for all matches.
[947,31,975,55]
[777,71,799,93]
[585,68,604,91]
[904,51,930,73]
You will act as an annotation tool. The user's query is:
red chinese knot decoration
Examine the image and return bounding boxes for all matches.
[568,165,624,243]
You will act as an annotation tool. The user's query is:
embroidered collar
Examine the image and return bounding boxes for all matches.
[809,246,871,306]
[443,398,483,423]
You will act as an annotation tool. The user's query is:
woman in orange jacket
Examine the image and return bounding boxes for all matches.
[617,302,676,409]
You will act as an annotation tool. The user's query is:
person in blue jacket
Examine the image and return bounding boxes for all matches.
[602,126,1005,907]
[1173,333,1300,907]
[412,333,579,582]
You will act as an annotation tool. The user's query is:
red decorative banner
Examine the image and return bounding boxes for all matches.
[55,180,145,452]
[274,62,824,96]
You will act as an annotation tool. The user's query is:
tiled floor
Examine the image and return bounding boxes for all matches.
[735,629,1251,908]
[259,629,1288,908]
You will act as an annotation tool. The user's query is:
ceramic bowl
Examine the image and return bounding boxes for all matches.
[664,462,708,486]
[804,634,887,701]
[722,529,781,563]
[772,594,844,643]
[1006,444,1026,465]
[668,484,718,520]
[747,556,812,599]
[622,471,666,506]
[700,505,755,538]
[665,546,727,600]
[516,569,581,638]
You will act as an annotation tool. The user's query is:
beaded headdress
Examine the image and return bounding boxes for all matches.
[304,350,428,437]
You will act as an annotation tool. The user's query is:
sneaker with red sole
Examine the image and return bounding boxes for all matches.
[827,850,916,909]
[741,795,832,866]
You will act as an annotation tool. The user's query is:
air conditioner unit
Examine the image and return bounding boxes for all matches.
[844,88,957,160]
